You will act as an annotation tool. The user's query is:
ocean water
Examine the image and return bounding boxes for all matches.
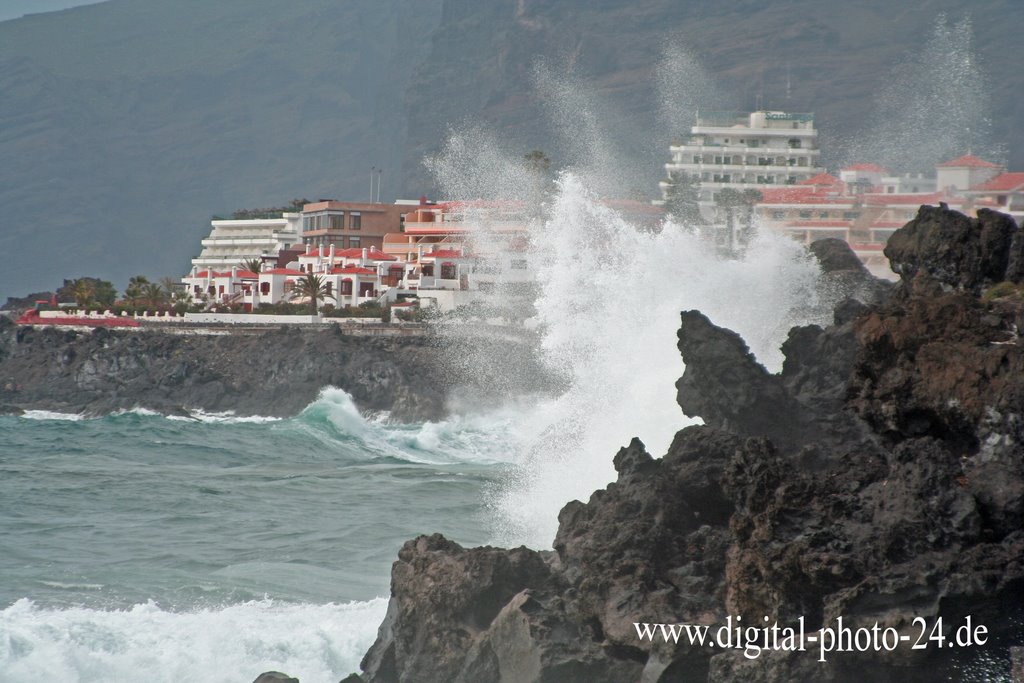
[0,177,834,683]
[0,390,519,682]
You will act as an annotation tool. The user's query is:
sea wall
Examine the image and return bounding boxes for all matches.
[0,322,553,421]
[348,207,1024,683]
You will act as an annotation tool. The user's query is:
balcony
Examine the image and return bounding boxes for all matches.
[200,237,280,247]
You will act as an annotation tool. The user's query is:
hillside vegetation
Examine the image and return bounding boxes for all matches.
[2,0,1023,297]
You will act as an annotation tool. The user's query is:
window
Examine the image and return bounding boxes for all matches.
[260,282,270,295]
[350,212,361,230]
[440,264,457,280]
[798,210,812,219]
[819,211,829,219]
[788,138,801,149]
[303,216,312,231]
[772,211,786,220]
[325,282,333,295]
[348,237,361,248]
[510,259,528,270]
[329,213,344,230]
[842,211,861,220]
[341,280,352,295]
[692,155,701,164]
[422,264,433,277]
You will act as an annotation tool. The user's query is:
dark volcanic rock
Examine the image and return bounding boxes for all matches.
[356,208,1024,682]
[809,237,892,308]
[361,534,557,683]
[252,673,299,683]
[885,205,1023,293]
[0,322,555,420]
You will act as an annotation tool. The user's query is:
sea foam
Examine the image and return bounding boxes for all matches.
[0,597,386,683]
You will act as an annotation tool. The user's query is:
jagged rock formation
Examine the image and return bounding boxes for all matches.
[0,322,554,420]
[351,206,1024,682]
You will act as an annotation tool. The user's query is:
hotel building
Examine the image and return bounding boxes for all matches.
[189,213,303,273]
[660,110,825,214]
[301,200,406,252]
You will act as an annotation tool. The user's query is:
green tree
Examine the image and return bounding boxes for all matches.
[289,273,334,314]
[142,282,167,308]
[240,257,264,275]
[739,188,763,242]
[56,277,117,307]
[71,279,95,309]
[663,171,703,229]
[124,275,150,307]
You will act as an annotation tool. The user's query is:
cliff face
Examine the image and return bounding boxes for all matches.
[354,206,1024,682]
[0,323,554,421]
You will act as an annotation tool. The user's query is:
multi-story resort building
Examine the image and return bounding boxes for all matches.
[660,110,825,215]
[301,200,406,252]
[189,213,303,273]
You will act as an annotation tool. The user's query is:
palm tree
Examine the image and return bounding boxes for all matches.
[290,273,333,314]
[715,188,743,250]
[663,171,703,229]
[739,188,763,245]
[71,279,95,309]
[142,282,167,308]
[240,257,264,275]
[124,275,150,307]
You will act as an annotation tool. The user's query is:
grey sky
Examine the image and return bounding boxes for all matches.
[0,0,105,22]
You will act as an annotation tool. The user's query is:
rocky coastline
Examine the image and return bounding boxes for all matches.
[335,206,1024,683]
[0,321,553,421]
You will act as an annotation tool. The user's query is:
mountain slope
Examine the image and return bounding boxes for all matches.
[0,0,442,296]
[402,0,1024,197]
[2,0,1023,298]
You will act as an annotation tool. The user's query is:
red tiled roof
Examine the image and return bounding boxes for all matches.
[263,268,304,276]
[188,270,258,279]
[785,221,851,228]
[330,266,377,275]
[936,154,999,169]
[971,172,1024,192]
[799,172,842,186]
[303,247,398,260]
[422,249,470,259]
[335,247,398,261]
[863,192,947,205]
[758,187,852,205]
[843,163,888,173]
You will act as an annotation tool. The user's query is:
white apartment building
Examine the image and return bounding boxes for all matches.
[189,213,303,272]
[660,110,825,215]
